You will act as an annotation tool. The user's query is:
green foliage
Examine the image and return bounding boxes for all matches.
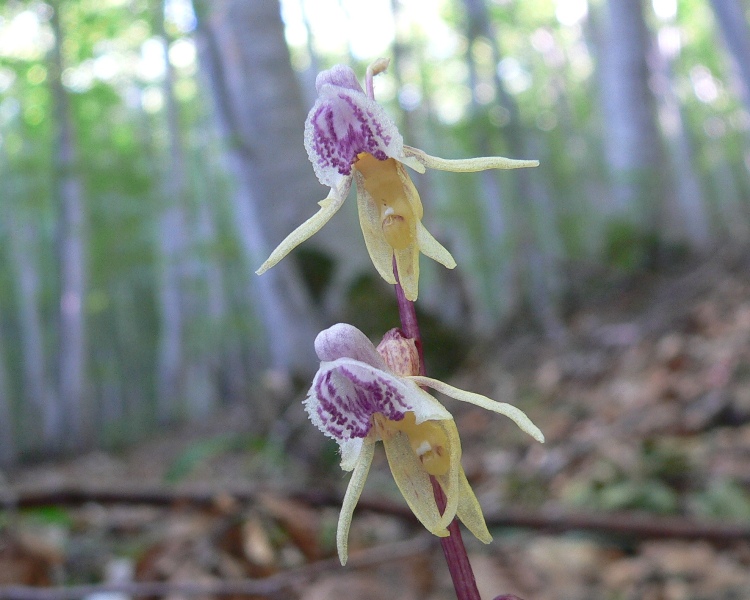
[691,480,750,520]
[562,439,693,514]
[603,220,659,272]
[164,434,285,483]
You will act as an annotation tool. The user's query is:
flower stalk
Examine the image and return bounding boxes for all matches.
[394,258,481,600]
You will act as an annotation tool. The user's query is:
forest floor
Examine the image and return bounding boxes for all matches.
[4,251,750,600]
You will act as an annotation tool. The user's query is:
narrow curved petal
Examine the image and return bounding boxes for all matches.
[404,145,539,172]
[454,466,493,544]
[432,420,461,532]
[396,154,426,174]
[408,376,545,443]
[393,243,420,302]
[355,173,398,284]
[416,221,457,269]
[337,438,375,565]
[255,180,351,275]
[395,160,424,221]
[383,429,451,536]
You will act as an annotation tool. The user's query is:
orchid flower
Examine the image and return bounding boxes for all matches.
[306,323,544,565]
[256,60,539,301]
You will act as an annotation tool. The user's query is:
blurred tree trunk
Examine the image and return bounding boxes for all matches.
[193,0,321,374]
[6,210,60,451]
[596,0,665,264]
[154,0,189,423]
[0,302,15,465]
[651,16,712,250]
[462,0,564,338]
[709,0,750,110]
[50,1,88,450]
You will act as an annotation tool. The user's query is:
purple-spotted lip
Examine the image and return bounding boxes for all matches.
[309,359,412,442]
[304,77,405,188]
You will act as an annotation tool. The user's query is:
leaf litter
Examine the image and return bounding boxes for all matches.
[3,255,750,599]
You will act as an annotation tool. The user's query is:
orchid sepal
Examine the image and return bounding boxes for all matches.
[403,145,540,172]
[408,375,545,443]
[255,178,351,275]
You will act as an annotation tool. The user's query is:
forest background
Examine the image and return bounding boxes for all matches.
[1,0,749,464]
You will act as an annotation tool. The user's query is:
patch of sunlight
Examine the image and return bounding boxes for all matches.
[62,62,95,93]
[0,68,16,93]
[141,85,164,114]
[0,9,54,60]
[139,38,166,82]
[555,0,588,27]
[169,38,196,71]
[652,0,677,21]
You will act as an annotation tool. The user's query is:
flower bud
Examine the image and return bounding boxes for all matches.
[376,329,419,377]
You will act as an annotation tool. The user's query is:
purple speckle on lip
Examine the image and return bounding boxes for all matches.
[311,363,410,441]
[304,85,404,188]
[309,93,392,177]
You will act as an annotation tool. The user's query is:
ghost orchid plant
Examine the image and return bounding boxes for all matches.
[256,59,538,301]
[307,323,544,565]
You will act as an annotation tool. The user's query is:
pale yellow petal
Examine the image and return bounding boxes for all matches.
[408,376,545,443]
[383,429,450,537]
[454,466,492,544]
[337,438,375,566]
[395,161,424,220]
[404,145,539,172]
[416,221,457,269]
[256,183,350,275]
[397,154,426,174]
[355,173,397,284]
[433,420,461,531]
[393,244,420,301]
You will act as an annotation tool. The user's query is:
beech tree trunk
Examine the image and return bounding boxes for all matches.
[0,302,14,465]
[51,1,88,450]
[597,0,665,245]
[154,0,189,423]
[6,209,60,451]
[462,0,564,337]
[194,0,321,374]
[709,0,750,110]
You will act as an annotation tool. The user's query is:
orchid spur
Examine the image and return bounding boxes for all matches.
[256,59,539,301]
[306,323,544,565]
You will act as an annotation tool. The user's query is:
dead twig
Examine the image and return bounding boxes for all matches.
[6,484,750,543]
[0,535,435,600]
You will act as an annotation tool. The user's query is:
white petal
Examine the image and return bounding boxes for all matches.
[408,376,545,443]
[314,323,387,369]
[255,179,351,275]
[403,145,539,172]
[339,437,364,472]
[305,358,451,446]
[305,87,405,188]
[337,438,375,565]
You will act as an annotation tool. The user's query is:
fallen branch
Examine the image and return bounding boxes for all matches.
[0,535,435,600]
[5,483,750,543]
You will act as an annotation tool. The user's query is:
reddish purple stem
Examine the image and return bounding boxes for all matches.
[393,258,481,600]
